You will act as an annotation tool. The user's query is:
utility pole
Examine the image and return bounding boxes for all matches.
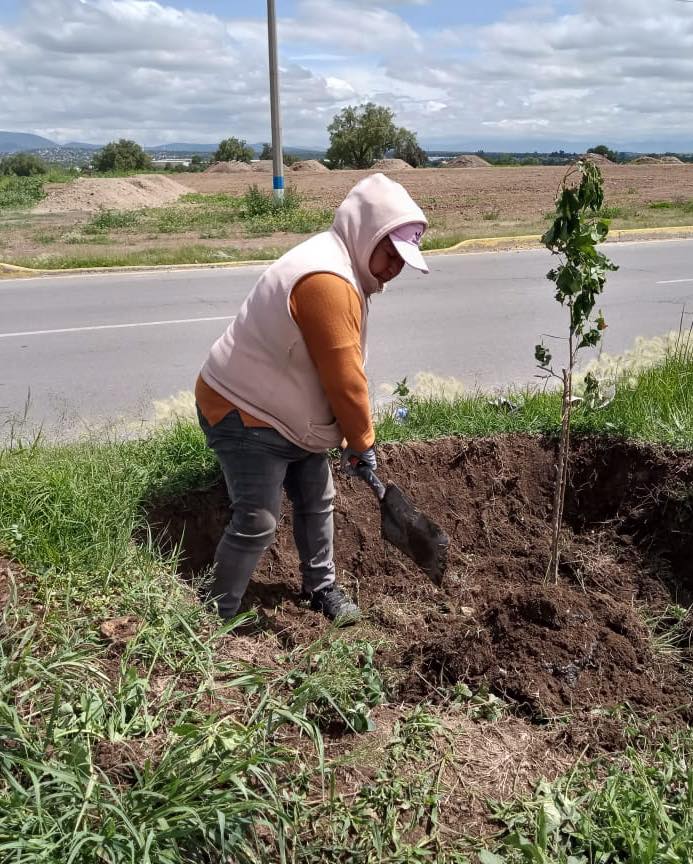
[266,0,284,200]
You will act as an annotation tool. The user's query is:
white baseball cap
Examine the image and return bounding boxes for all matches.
[389,222,429,273]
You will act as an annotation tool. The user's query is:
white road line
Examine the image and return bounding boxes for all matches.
[0,315,234,340]
[656,278,693,284]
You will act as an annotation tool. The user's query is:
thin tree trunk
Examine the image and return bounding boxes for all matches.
[548,334,575,583]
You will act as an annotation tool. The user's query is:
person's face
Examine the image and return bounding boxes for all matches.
[368,235,405,287]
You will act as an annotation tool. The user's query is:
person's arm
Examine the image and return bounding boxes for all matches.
[290,273,375,452]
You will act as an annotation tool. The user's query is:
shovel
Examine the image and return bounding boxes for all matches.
[352,460,449,586]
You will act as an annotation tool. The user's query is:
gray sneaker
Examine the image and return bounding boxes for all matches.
[308,585,361,624]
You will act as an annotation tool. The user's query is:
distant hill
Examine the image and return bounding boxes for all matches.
[63,141,103,150]
[0,131,57,152]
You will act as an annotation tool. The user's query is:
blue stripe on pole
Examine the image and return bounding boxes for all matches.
[273,175,285,190]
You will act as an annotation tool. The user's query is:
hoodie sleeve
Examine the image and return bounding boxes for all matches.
[290,273,375,452]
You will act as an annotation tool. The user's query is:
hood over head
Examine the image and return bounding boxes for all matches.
[331,173,428,294]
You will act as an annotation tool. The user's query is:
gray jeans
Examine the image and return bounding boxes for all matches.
[197,407,336,618]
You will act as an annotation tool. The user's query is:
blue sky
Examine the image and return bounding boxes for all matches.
[1,1,692,151]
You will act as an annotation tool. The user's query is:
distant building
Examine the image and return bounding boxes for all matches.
[151,157,191,168]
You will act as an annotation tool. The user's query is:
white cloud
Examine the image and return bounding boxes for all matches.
[1,0,693,149]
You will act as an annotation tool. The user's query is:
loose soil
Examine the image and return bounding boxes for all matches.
[145,435,693,726]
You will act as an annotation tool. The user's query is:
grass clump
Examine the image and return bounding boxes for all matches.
[11,244,281,270]
[287,638,386,732]
[0,176,45,210]
[84,209,142,232]
[486,733,693,863]
[239,185,332,236]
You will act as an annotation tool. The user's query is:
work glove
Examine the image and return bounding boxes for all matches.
[341,445,377,476]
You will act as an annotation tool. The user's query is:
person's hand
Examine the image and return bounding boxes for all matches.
[341,446,377,476]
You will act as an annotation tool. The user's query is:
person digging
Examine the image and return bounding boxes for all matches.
[195,173,429,624]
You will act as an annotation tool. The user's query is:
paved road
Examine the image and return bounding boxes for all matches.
[2,239,693,441]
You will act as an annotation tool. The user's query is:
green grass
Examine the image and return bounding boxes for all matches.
[77,185,332,243]
[3,355,693,861]
[377,350,693,450]
[485,732,693,863]
[11,244,282,270]
[0,176,46,210]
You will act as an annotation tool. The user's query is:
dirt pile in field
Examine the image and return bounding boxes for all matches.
[34,175,190,213]
[630,155,685,165]
[291,159,330,172]
[251,160,274,172]
[582,152,615,165]
[371,158,414,171]
[631,156,662,164]
[443,154,492,168]
[204,161,253,173]
[145,436,693,724]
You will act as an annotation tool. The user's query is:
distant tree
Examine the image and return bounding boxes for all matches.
[587,144,618,162]
[392,128,427,167]
[191,154,203,166]
[326,103,401,169]
[93,139,152,172]
[0,152,47,176]
[214,137,254,163]
[259,143,301,166]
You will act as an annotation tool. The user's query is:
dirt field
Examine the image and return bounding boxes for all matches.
[1,164,692,267]
[147,435,693,733]
[182,163,693,219]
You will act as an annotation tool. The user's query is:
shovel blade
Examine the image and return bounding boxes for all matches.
[380,483,449,586]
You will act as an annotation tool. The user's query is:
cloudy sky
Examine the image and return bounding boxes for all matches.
[1,0,692,151]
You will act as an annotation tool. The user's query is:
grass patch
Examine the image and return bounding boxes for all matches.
[378,349,693,449]
[0,176,46,210]
[77,186,332,243]
[486,733,693,863]
[84,209,142,232]
[11,244,282,270]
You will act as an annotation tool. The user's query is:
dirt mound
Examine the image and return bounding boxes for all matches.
[371,158,414,171]
[34,175,190,214]
[630,155,684,165]
[291,159,329,173]
[631,155,662,164]
[145,436,693,724]
[204,161,252,173]
[251,160,274,172]
[443,155,492,168]
[582,152,614,165]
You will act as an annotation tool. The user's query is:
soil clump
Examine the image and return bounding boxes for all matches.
[144,435,693,724]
